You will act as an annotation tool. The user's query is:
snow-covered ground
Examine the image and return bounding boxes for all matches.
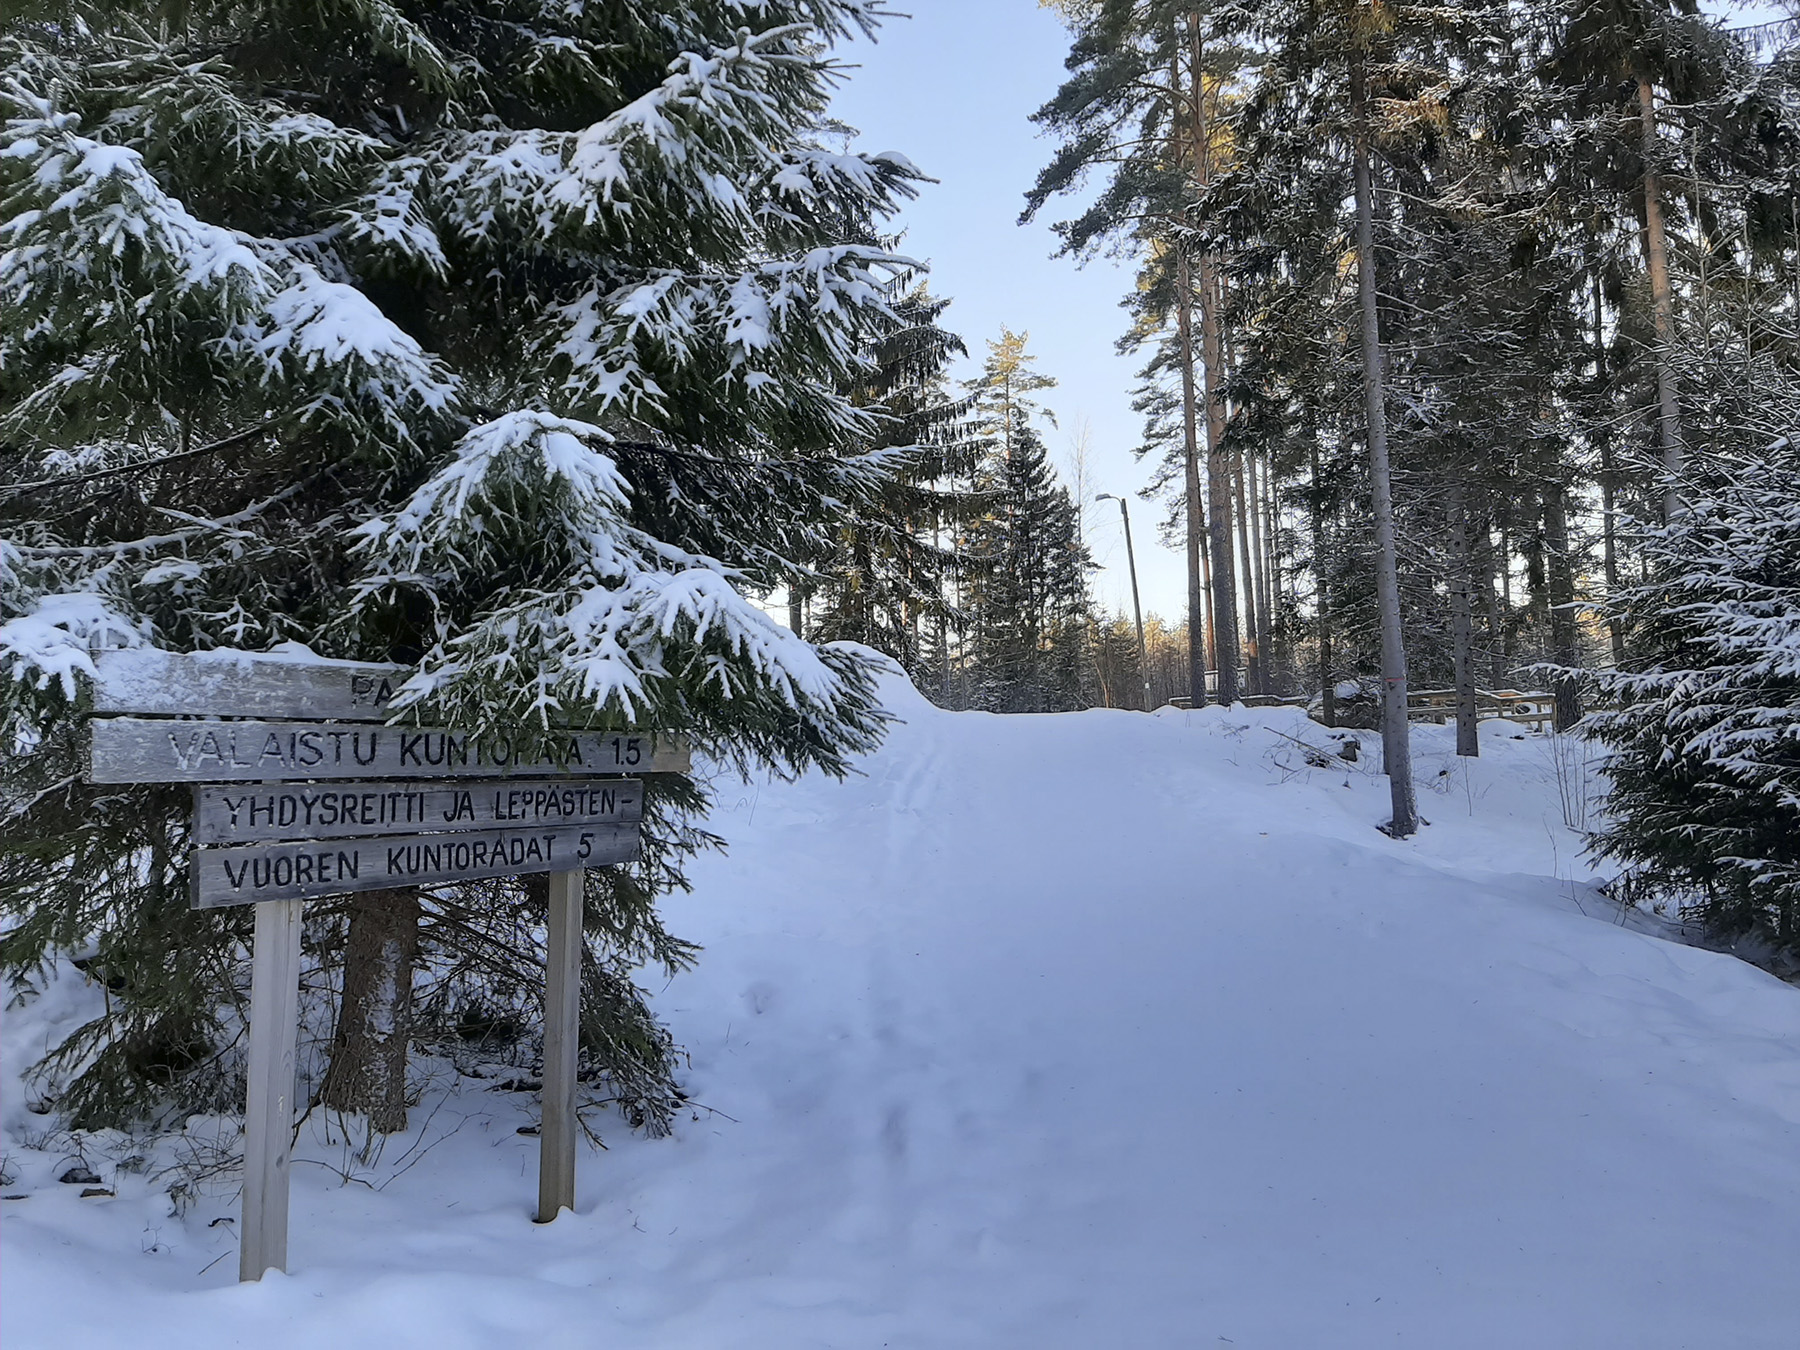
[9,665,1800,1347]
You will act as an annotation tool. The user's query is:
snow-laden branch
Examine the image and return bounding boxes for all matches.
[0,589,149,699]
[552,244,912,418]
[1,97,460,441]
[348,410,890,759]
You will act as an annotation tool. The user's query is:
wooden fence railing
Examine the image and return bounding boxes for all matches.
[1161,686,1558,732]
[1407,688,1554,732]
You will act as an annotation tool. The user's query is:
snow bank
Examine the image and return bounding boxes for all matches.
[7,668,1800,1347]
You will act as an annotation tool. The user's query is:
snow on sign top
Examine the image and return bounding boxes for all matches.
[86,650,694,782]
[91,648,407,721]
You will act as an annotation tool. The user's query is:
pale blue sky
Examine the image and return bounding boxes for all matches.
[828,1,1170,617]
[826,0,1796,623]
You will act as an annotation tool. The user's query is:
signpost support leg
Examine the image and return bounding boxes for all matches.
[537,867,583,1223]
[240,897,303,1281]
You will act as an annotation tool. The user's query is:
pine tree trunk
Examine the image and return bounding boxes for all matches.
[1254,448,1278,690]
[1186,18,1238,705]
[788,582,805,641]
[1200,258,1239,705]
[1448,480,1479,757]
[1199,515,1216,682]
[1224,323,1275,695]
[1639,77,1682,520]
[1234,448,1263,694]
[1593,272,1625,666]
[1544,478,1582,731]
[1176,247,1210,707]
[320,887,421,1136]
[1311,440,1336,727]
[1350,57,1417,837]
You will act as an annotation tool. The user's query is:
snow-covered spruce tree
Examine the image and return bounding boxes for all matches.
[1589,366,1800,947]
[805,285,981,680]
[0,1,922,1135]
[960,333,1092,713]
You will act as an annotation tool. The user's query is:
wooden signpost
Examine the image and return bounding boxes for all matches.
[85,650,689,1281]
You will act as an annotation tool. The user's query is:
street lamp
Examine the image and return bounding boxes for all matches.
[1096,492,1152,710]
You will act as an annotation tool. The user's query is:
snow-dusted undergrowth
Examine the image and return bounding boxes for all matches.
[7,663,1800,1347]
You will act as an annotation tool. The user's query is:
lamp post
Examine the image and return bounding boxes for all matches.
[1097,493,1152,709]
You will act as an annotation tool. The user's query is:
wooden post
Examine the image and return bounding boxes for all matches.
[240,897,303,1281]
[537,867,583,1223]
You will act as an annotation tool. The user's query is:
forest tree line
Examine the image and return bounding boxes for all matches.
[801,0,1800,947]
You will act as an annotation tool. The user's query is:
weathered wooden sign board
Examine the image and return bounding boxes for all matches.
[91,718,688,783]
[192,821,641,907]
[84,649,690,1282]
[194,779,643,844]
[93,649,407,720]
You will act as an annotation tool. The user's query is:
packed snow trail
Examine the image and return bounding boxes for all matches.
[8,662,1800,1347]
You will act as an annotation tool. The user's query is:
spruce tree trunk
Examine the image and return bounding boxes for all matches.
[1499,523,1517,678]
[1524,525,1550,639]
[320,887,421,1135]
[1350,57,1417,837]
[1544,479,1582,731]
[1599,455,1623,662]
[1448,481,1479,757]
[1176,247,1210,707]
[1478,510,1505,690]
[1639,77,1682,520]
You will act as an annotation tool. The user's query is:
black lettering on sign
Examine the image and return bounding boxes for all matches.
[349,673,398,710]
[96,721,690,785]
[192,824,640,908]
[195,778,645,844]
